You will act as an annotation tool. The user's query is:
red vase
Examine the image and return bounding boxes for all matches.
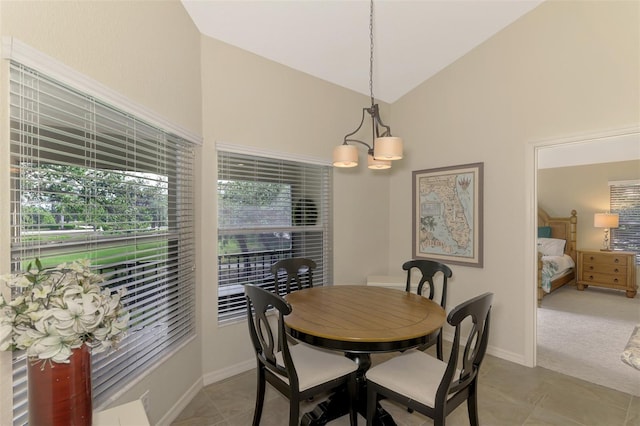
[27,344,92,426]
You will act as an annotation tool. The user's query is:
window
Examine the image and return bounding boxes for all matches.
[8,61,196,423]
[610,180,640,263]
[217,148,332,322]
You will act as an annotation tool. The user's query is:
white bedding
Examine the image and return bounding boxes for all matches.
[541,254,575,293]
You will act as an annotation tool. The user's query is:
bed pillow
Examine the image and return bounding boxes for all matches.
[621,325,640,371]
[538,226,552,238]
[537,238,566,256]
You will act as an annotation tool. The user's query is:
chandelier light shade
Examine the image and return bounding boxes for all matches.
[333,0,403,170]
[333,144,359,168]
[367,154,391,169]
[374,136,403,160]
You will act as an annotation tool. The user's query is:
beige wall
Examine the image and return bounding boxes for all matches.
[198,36,395,375]
[388,0,639,362]
[0,1,397,422]
[199,35,395,285]
[0,1,202,424]
[538,160,640,250]
[189,0,640,382]
[0,0,202,134]
[0,0,638,423]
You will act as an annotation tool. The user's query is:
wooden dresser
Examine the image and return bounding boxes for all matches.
[577,249,637,298]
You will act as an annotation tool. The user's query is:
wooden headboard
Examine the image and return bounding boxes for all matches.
[538,207,578,263]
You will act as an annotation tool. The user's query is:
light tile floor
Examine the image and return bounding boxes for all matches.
[172,347,640,426]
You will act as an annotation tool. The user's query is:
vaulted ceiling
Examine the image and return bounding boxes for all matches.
[181,0,544,103]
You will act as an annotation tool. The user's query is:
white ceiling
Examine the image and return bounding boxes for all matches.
[181,0,544,103]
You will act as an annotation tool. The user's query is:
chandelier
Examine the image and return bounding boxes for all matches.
[333,0,403,170]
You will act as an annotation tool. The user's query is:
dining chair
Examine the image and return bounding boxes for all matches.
[365,292,494,426]
[244,284,358,426]
[271,257,317,295]
[402,259,453,359]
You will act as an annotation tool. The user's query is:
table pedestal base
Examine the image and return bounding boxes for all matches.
[300,397,396,426]
[300,353,397,426]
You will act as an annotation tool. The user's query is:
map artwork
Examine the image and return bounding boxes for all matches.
[418,172,474,259]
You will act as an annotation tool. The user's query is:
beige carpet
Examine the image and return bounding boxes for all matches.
[537,284,640,396]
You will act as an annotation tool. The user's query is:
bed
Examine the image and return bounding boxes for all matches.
[537,208,578,306]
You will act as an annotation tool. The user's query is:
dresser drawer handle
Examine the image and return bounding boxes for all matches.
[589,256,595,261]
[614,258,620,264]
[614,268,619,273]
[588,275,594,280]
[588,265,594,271]
[614,278,619,283]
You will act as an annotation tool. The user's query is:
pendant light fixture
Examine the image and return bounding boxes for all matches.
[333,0,403,170]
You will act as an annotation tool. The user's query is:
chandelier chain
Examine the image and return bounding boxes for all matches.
[333,0,401,169]
[369,0,374,106]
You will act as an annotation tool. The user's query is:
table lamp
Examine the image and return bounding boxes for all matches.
[593,213,619,251]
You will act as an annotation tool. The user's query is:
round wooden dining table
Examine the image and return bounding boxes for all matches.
[284,285,446,425]
[285,285,445,352]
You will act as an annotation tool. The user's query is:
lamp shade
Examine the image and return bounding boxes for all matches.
[367,154,391,170]
[373,137,403,160]
[594,213,619,228]
[333,144,358,167]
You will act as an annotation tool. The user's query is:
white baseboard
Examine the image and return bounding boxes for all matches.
[202,358,256,386]
[156,378,203,426]
[486,344,527,365]
[157,358,255,425]
[441,331,527,366]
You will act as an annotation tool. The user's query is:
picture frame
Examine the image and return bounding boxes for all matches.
[412,162,483,267]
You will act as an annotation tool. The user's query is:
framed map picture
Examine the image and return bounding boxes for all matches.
[412,162,483,267]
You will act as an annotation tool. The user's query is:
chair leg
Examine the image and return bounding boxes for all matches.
[436,332,443,361]
[434,407,445,426]
[289,395,300,426]
[467,380,479,426]
[366,385,377,426]
[348,375,357,426]
[253,367,266,426]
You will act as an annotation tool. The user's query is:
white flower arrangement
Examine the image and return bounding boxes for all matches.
[0,259,128,364]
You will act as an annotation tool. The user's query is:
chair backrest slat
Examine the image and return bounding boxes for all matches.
[245,284,298,386]
[402,259,453,307]
[438,292,493,398]
[271,257,317,294]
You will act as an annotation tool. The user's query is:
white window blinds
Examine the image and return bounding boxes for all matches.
[610,180,640,263]
[217,149,332,322]
[8,61,196,423]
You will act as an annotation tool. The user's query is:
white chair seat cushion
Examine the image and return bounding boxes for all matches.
[366,349,449,407]
[275,343,358,391]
